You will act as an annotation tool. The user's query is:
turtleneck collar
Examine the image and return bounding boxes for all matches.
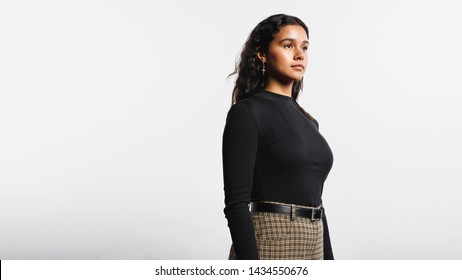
[256,89,295,104]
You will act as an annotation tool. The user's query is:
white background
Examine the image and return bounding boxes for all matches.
[1,0,461,259]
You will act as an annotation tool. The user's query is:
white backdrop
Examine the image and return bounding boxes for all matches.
[1,0,461,259]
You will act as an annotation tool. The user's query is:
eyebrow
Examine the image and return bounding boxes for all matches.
[279,38,309,45]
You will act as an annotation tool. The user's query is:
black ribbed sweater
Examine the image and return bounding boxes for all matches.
[222,89,334,260]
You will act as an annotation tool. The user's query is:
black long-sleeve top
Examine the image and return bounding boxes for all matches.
[222,89,334,260]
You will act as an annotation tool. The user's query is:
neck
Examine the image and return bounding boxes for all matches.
[264,80,293,97]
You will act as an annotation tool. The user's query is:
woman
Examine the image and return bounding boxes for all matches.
[222,14,334,260]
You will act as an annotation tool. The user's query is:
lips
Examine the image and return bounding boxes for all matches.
[292,64,304,70]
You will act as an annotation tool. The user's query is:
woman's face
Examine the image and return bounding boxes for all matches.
[262,24,309,84]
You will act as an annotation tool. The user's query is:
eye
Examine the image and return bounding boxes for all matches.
[302,45,309,51]
[284,44,293,49]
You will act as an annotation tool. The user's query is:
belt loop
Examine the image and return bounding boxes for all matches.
[290,204,296,221]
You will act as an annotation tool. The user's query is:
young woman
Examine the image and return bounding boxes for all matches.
[222,14,334,260]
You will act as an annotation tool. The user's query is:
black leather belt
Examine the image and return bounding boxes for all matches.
[249,201,324,221]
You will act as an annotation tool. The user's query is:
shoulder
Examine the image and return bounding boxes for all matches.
[224,99,262,136]
[225,95,262,122]
[226,101,255,122]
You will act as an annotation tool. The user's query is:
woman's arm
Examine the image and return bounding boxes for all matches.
[322,210,334,260]
[222,102,260,259]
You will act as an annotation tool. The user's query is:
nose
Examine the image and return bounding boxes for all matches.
[294,47,305,61]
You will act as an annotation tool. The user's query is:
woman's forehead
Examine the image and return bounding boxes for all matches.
[273,25,309,42]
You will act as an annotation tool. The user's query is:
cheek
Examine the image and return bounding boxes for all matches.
[270,52,290,67]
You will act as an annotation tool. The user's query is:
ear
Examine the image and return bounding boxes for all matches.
[257,51,266,63]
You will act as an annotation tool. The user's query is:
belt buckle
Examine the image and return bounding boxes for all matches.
[311,207,323,221]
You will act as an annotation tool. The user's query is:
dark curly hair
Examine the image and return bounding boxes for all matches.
[228,14,314,120]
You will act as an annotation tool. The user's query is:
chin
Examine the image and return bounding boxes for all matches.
[287,73,304,81]
[277,73,304,83]
[291,75,304,81]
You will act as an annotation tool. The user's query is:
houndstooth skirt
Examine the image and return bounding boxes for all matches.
[228,201,324,260]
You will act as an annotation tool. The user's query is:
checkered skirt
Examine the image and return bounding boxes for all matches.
[228,201,324,260]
